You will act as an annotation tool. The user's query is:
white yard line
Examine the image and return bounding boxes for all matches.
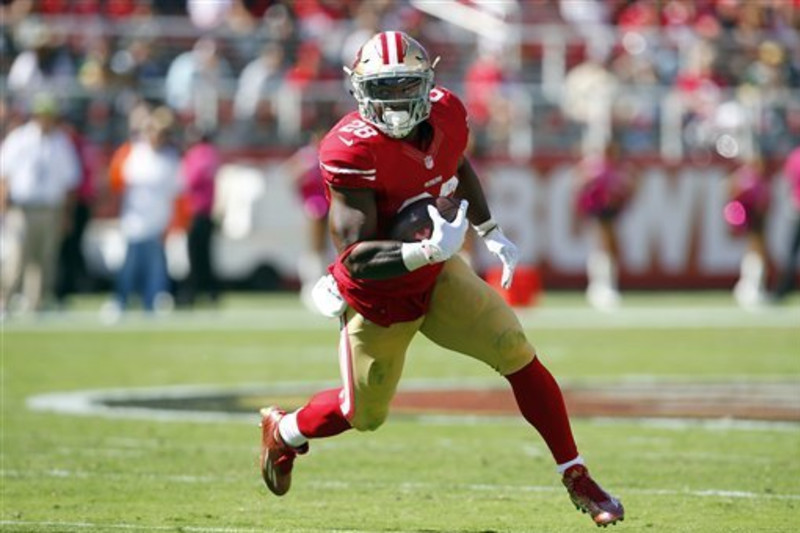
[0,521,265,532]
[3,471,799,502]
[2,468,230,484]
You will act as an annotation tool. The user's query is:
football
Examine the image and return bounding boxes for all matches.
[389,196,461,242]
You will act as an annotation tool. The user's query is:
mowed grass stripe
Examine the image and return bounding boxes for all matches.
[3,305,799,332]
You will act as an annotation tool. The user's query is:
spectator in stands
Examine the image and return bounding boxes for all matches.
[105,107,182,320]
[233,41,285,123]
[284,40,338,132]
[559,0,609,29]
[0,94,81,316]
[339,2,382,69]
[285,40,327,90]
[77,35,115,91]
[672,39,723,158]
[724,153,771,308]
[463,41,515,156]
[744,40,788,92]
[0,0,34,24]
[110,37,166,87]
[164,37,232,130]
[280,127,330,312]
[187,0,257,32]
[261,2,296,43]
[7,18,76,103]
[772,145,800,302]
[741,40,793,158]
[180,128,221,307]
[562,46,619,154]
[574,138,635,310]
[292,0,353,64]
[32,0,143,17]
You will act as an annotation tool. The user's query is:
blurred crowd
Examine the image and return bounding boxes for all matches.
[0,0,797,156]
[1,0,799,316]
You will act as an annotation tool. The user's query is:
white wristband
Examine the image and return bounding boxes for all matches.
[473,218,499,238]
[401,242,434,271]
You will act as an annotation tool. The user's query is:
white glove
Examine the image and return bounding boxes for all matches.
[482,226,518,289]
[310,274,347,318]
[401,199,469,271]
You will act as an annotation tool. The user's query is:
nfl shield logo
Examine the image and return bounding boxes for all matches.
[424,155,434,169]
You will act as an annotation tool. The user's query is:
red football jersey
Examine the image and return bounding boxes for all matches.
[319,87,469,326]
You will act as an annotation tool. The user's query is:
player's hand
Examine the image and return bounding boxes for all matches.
[400,200,469,271]
[311,274,347,318]
[483,226,518,289]
[424,199,469,262]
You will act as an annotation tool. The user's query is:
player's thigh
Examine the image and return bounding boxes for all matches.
[420,256,534,375]
[340,308,422,430]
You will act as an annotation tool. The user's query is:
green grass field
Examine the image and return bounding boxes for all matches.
[2,291,799,532]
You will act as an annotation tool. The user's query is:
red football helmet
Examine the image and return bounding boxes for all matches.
[345,31,439,138]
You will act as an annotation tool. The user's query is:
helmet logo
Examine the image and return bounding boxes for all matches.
[424,156,434,169]
[380,31,406,65]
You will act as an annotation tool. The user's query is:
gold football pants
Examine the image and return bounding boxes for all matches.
[338,255,536,431]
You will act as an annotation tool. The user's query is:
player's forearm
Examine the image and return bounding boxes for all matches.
[342,241,410,279]
[455,158,492,225]
[0,179,8,213]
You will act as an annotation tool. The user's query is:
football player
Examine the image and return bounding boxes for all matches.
[259,31,624,527]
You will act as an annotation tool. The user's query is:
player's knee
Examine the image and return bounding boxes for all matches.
[349,406,389,432]
[493,328,535,375]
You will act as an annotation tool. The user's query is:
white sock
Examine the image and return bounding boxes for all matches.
[587,249,618,293]
[557,455,585,474]
[740,251,765,292]
[277,410,309,448]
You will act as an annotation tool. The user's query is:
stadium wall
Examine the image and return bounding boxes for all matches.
[81,156,796,291]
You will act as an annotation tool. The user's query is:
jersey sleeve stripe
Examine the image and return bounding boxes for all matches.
[320,162,377,175]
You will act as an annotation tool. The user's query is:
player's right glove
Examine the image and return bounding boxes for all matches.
[401,199,469,271]
[310,274,347,318]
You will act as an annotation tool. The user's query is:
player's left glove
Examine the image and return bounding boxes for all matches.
[475,220,518,289]
[401,199,469,271]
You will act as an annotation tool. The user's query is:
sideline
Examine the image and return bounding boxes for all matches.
[3,304,800,332]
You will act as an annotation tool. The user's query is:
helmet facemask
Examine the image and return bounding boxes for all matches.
[354,74,433,138]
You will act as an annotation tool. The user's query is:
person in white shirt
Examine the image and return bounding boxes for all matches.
[233,41,285,122]
[113,107,183,314]
[0,94,80,314]
[164,38,232,131]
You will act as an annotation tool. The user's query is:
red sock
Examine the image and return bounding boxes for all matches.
[505,358,579,464]
[296,388,352,439]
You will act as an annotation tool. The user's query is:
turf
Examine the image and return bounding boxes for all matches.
[2,291,799,532]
